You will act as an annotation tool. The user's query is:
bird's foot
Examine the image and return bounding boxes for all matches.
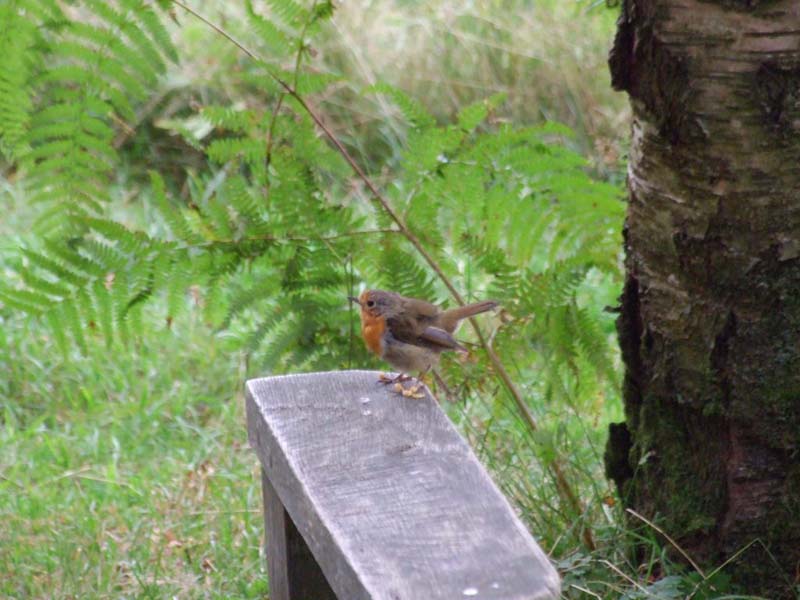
[378,372,411,385]
[392,377,425,399]
[401,381,425,399]
[378,373,426,398]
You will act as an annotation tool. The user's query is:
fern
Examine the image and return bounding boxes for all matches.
[266,0,308,30]
[1,0,622,423]
[223,274,279,330]
[246,0,292,54]
[366,82,436,130]
[5,0,177,226]
[0,0,54,159]
[0,1,630,555]
[150,171,200,244]
[372,245,438,301]
[457,93,506,133]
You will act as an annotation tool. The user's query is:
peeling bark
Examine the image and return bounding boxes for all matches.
[606,1,800,596]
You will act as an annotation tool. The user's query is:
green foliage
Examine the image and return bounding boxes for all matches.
[366,82,437,130]
[1,0,627,585]
[0,306,266,598]
[0,0,49,159]
[0,0,176,226]
[1,0,624,425]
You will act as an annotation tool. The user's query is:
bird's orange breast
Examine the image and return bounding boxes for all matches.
[360,313,386,357]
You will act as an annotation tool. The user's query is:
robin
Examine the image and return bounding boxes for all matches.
[348,289,498,397]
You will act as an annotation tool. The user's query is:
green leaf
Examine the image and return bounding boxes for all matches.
[365,82,436,130]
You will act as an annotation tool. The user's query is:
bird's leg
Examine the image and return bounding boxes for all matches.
[402,368,430,399]
[378,372,411,385]
[432,369,456,402]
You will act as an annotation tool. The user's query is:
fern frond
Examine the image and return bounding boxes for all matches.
[150,171,203,244]
[571,304,616,386]
[266,0,308,29]
[292,71,340,95]
[402,126,464,175]
[43,238,107,279]
[78,239,129,273]
[61,295,89,354]
[19,268,71,300]
[22,249,88,288]
[223,275,278,330]
[203,106,262,134]
[11,0,176,225]
[0,287,53,315]
[458,233,516,279]
[274,110,347,175]
[45,307,70,356]
[131,0,178,62]
[366,82,436,130]
[93,279,115,346]
[166,264,193,323]
[84,217,155,256]
[457,92,506,133]
[75,286,96,330]
[0,1,43,158]
[207,137,266,166]
[519,262,588,314]
[376,245,437,301]
[245,0,293,54]
[224,175,263,227]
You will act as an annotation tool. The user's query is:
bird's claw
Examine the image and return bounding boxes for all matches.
[379,372,411,385]
[383,378,425,399]
[401,383,425,399]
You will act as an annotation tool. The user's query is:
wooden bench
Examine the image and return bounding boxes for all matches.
[246,370,560,600]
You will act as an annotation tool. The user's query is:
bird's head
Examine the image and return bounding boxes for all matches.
[347,289,399,319]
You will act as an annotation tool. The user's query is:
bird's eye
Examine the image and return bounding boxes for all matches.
[366,300,375,307]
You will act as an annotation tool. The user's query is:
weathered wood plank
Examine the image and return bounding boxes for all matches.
[261,469,337,600]
[247,370,560,600]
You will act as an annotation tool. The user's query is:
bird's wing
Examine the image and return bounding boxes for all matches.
[387,296,468,352]
[385,312,425,345]
[384,296,437,340]
[387,310,466,350]
[418,326,467,352]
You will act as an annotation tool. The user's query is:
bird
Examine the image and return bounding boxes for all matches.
[348,289,498,397]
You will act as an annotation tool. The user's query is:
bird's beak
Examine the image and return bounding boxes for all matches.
[347,296,361,306]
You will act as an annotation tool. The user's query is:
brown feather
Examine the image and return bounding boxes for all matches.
[418,326,467,352]
[436,300,499,332]
[352,289,498,365]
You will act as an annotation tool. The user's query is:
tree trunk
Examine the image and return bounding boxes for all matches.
[605,1,800,596]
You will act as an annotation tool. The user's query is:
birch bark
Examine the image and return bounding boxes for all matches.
[605,1,800,595]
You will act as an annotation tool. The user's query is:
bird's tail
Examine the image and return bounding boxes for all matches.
[438,300,499,332]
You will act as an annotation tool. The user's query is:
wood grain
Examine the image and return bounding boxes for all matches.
[246,370,560,600]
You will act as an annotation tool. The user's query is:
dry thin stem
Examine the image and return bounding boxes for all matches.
[172,0,593,549]
[264,93,285,171]
[626,508,705,576]
[568,584,602,599]
[599,559,650,595]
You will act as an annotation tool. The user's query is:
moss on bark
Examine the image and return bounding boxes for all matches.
[607,1,800,596]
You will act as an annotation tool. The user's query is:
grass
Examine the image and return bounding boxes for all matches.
[319,0,629,176]
[0,182,267,596]
[0,307,268,598]
[0,212,620,599]
[0,1,714,598]
[0,309,742,599]
[162,0,628,180]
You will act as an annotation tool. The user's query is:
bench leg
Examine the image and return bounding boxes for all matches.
[261,469,337,600]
